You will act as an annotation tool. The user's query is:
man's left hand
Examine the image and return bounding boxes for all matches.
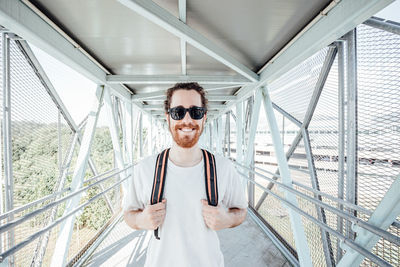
[201,199,232,230]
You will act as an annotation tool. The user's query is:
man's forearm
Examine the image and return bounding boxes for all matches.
[123,209,143,230]
[228,208,247,228]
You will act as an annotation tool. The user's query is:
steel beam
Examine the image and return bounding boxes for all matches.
[179,0,187,75]
[272,102,302,128]
[117,0,258,82]
[107,74,251,85]
[244,90,262,207]
[139,113,143,158]
[133,91,236,101]
[345,29,358,241]
[254,130,302,210]
[235,101,244,166]
[17,40,78,132]
[364,16,400,35]
[104,87,130,203]
[336,39,345,261]
[337,175,400,267]
[302,128,335,267]
[0,0,131,101]
[253,46,337,214]
[208,0,393,120]
[51,86,104,267]
[1,32,14,266]
[144,104,226,110]
[216,116,223,154]
[261,86,312,266]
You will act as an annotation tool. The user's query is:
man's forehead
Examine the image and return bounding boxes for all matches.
[170,89,202,107]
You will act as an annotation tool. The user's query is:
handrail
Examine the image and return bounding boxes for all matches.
[0,187,71,221]
[233,158,400,229]
[0,174,130,263]
[236,171,393,267]
[232,161,400,247]
[0,165,132,235]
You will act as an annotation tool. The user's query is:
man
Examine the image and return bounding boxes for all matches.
[123,82,248,267]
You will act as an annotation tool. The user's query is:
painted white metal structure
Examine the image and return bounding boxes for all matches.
[0,0,399,266]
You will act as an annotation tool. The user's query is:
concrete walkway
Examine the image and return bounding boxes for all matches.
[83,215,291,267]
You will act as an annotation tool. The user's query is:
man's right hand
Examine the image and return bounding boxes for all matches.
[136,199,167,230]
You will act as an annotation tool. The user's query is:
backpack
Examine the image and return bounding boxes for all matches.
[150,148,219,239]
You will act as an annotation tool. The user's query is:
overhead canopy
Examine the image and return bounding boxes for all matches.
[0,0,393,120]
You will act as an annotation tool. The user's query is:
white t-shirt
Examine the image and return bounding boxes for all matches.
[123,152,248,267]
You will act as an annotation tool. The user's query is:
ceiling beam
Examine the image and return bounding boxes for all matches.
[0,0,132,102]
[208,0,393,121]
[144,104,226,110]
[107,74,251,85]
[118,0,259,82]
[178,0,186,75]
[136,95,236,101]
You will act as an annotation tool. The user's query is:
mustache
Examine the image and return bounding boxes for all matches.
[174,123,200,131]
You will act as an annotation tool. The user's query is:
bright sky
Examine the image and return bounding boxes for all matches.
[30,1,400,129]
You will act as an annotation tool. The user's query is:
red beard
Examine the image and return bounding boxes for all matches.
[169,122,203,148]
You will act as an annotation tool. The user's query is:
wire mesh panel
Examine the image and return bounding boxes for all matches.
[356,23,400,267]
[0,36,75,266]
[249,22,400,266]
[269,48,328,122]
[65,106,121,264]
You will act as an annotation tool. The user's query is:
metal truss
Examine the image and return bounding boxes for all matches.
[51,86,104,267]
[107,74,252,85]
[117,0,259,82]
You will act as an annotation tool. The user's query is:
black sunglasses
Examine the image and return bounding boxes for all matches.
[168,106,207,120]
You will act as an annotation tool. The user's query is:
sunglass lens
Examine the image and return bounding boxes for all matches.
[171,106,185,120]
[190,107,205,120]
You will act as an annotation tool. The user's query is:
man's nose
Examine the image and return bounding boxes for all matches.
[182,110,192,123]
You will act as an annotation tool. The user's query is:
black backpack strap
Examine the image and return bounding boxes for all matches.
[150,148,170,240]
[201,149,219,206]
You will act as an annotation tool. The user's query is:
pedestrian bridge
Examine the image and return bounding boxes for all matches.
[0,0,399,266]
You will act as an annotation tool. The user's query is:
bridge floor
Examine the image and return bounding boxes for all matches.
[83,214,291,267]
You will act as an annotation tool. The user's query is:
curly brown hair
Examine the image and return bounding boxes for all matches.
[164,82,208,114]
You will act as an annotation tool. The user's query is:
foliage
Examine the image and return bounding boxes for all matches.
[11,121,115,230]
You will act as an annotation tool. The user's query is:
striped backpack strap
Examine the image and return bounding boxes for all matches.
[150,148,170,240]
[201,149,219,206]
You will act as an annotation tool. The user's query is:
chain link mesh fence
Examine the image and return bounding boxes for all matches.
[246,22,400,267]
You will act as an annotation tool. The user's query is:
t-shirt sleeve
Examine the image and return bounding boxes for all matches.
[122,165,145,212]
[222,160,248,209]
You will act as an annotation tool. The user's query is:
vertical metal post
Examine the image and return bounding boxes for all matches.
[51,85,104,267]
[104,87,129,183]
[244,89,262,207]
[302,128,335,267]
[226,112,231,157]
[281,115,285,146]
[124,100,134,164]
[211,121,215,152]
[1,32,14,266]
[262,86,313,267]
[216,116,223,154]
[345,29,358,240]
[58,111,62,174]
[336,40,345,261]
[149,114,153,155]
[139,113,143,158]
[236,102,243,164]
